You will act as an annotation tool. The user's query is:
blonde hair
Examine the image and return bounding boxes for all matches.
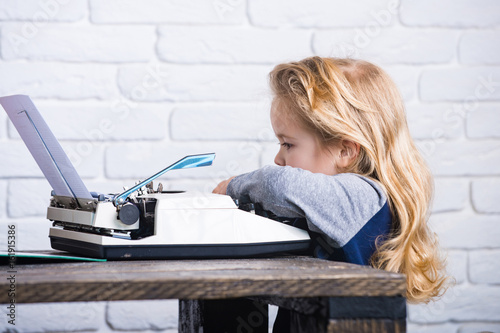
[269,56,448,303]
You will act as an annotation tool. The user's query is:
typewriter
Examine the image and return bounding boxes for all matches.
[1,95,310,260]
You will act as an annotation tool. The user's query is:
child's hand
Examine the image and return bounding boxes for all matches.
[212,176,236,195]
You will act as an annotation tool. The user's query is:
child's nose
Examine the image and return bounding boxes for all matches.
[274,151,285,166]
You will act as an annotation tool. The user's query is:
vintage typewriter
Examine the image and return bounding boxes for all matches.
[1,95,310,260]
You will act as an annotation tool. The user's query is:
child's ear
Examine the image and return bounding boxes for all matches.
[338,140,360,168]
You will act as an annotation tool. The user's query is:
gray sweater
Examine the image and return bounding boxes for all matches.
[227,165,392,264]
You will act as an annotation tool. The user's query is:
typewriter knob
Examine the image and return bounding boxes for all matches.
[118,203,140,225]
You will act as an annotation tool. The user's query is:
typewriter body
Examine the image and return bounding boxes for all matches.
[1,95,310,260]
[46,154,311,259]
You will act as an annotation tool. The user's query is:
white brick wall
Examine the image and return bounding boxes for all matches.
[399,0,500,27]
[420,67,500,102]
[0,0,499,332]
[0,63,119,99]
[459,31,500,65]
[89,0,246,25]
[248,0,399,28]
[0,0,87,21]
[157,27,313,64]
[2,25,157,62]
[467,104,500,138]
[313,28,459,64]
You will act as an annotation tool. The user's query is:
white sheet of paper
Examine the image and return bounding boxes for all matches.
[0,95,92,200]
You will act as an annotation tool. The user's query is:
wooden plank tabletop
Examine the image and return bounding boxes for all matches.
[1,256,406,304]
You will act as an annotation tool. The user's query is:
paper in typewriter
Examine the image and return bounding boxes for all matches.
[0,95,92,200]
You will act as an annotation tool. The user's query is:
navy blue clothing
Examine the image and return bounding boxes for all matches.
[314,202,392,265]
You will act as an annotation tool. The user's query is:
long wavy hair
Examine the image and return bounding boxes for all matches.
[269,56,448,303]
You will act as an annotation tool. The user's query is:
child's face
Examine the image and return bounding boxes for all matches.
[271,103,340,176]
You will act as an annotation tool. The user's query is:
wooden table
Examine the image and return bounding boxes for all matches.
[0,256,407,332]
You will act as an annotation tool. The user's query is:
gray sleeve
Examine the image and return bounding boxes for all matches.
[226,165,387,247]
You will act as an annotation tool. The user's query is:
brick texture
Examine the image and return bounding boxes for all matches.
[157,26,312,64]
[106,300,178,330]
[0,182,6,219]
[466,103,500,139]
[400,0,500,27]
[2,25,156,62]
[90,0,246,24]
[430,212,500,249]
[471,178,500,213]
[0,302,105,332]
[34,101,170,141]
[314,28,458,65]
[0,0,87,21]
[384,66,419,102]
[422,141,500,176]
[408,284,500,322]
[420,67,500,102]
[249,0,399,28]
[469,250,500,284]
[432,178,468,213]
[170,103,272,141]
[459,31,500,65]
[407,103,464,140]
[117,64,271,102]
[0,63,118,99]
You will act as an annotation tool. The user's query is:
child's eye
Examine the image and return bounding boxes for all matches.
[280,142,293,150]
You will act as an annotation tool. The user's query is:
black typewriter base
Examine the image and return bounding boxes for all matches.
[49,236,311,260]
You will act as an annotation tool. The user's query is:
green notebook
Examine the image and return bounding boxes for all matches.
[0,250,106,264]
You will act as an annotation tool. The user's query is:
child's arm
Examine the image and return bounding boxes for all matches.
[213,165,388,248]
[212,176,236,195]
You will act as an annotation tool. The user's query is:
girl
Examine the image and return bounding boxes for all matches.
[213,57,447,306]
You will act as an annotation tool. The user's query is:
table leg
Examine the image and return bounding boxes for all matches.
[179,298,268,333]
